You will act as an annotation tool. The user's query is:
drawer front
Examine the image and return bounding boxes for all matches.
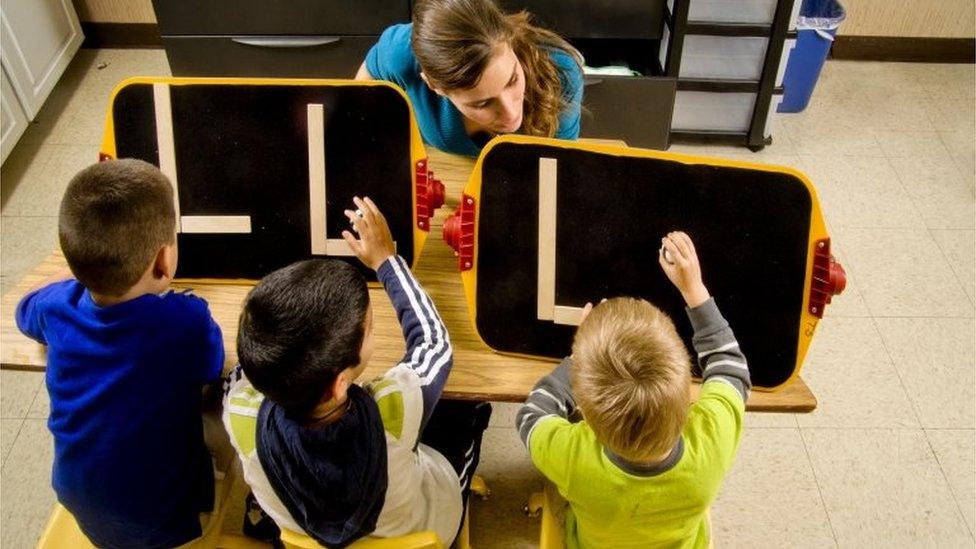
[688,0,777,24]
[580,76,676,149]
[672,91,756,132]
[162,36,376,78]
[498,0,665,39]
[153,0,408,36]
[679,35,769,81]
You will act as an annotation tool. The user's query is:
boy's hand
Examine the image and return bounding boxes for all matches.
[342,196,395,271]
[578,298,606,324]
[659,231,710,308]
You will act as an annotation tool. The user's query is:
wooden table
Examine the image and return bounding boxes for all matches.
[0,147,816,412]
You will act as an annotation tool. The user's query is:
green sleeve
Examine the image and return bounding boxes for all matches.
[686,381,746,473]
[528,415,577,488]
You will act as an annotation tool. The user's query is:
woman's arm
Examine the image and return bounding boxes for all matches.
[354,61,373,81]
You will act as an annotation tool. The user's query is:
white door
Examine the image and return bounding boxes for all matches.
[1,65,29,163]
[0,0,82,119]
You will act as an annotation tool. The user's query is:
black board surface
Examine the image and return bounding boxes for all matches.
[475,142,812,388]
[112,83,414,280]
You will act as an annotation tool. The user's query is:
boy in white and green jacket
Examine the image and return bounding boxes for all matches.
[224,197,489,547]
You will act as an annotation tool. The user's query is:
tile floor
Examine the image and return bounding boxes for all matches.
[1,49,973,548]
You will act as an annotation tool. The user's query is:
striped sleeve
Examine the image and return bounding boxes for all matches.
[686,298,751,401]
[516,358,579,448]
[376,255,453,427]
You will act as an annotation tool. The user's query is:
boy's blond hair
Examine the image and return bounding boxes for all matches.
[571,297,691,462]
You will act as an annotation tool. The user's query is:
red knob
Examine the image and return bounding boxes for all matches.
[443,210,461,253]
[430,177,445,211]
[828,258,847,299]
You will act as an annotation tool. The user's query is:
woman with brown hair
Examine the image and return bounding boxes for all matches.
[356,0,584,156]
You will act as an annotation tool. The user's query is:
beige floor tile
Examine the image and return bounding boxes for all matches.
[924,97,976,136]
[0,371,44,419]
[712,428,835,548]
[470,427,545,549]
[0,419,56,549]
[887,156,975,231]
[0,419,23,466]
[794,155,924,229]
[875,130,955,160]
[0,216,59,282]
[931,230,976,305]
[939,131,976,188]
[926,429,976,535]
[745,412,797,428]
[488,401,520,429]
[27,378,49,420]
[796,318,918,429]
[780,115,885,158]
[875,318,975,429]
[910,64,976,103]
[848,92,938,133]
[1,145,53,214]
[803,428,973,548]
[837,228,973,318]
[815,61,928,104]
[3,144,97,217]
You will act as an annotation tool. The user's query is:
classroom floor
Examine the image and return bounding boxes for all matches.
[0,49,973,548]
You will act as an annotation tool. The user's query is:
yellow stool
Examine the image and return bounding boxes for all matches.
[525,483,565,549]
[280,475,489,549]
[280,529,443,549]
[526,485,716,549]
[36,460,253,549]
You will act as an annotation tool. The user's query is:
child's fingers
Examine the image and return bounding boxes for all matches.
[668,232,692,261]
[345,208,371,233]
[677,232,697,258]
[662,237,683,265]
[341,230,364,255]
[353,197,370,220]
[363,196,384,221]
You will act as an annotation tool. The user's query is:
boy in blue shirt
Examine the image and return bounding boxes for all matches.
[16,159,224,549]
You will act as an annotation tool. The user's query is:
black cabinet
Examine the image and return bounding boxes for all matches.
[497,0,665,40]
[153,0,675,149]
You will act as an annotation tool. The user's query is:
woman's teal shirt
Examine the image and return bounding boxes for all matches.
[365,23,584,156]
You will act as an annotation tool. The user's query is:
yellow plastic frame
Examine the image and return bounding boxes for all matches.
[458,134,830,392]
[98,77,431,284]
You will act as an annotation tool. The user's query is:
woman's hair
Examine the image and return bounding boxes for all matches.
[411,0,582,137]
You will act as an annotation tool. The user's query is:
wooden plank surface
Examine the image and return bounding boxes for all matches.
[0,146,817,412]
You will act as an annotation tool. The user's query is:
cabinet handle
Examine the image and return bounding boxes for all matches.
[584,78,604,86]
[231,36,341,48]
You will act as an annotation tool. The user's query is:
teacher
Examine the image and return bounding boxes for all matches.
[356,0,584,156]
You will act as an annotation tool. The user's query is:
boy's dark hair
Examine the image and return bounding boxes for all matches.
[237,259,370,417]
[58,159,176,296]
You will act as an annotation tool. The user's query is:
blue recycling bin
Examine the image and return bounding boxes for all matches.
[778,0,846,113]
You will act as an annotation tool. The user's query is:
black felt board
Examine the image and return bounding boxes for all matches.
[110,83,413,281]
[475,143,813,388]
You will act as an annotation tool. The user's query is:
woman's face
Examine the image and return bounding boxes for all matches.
[443,43,526,134]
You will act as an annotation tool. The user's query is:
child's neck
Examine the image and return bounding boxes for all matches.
[90,276,169,307]
[307,394,350,426]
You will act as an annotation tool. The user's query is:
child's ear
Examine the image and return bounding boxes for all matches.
[152,242,178,280]
[332,370,352,399]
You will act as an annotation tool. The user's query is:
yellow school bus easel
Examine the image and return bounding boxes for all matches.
[443,134,846,392]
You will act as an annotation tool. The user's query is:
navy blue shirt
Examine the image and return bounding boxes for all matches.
[365,23,584,156]
[16,280,224,549]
